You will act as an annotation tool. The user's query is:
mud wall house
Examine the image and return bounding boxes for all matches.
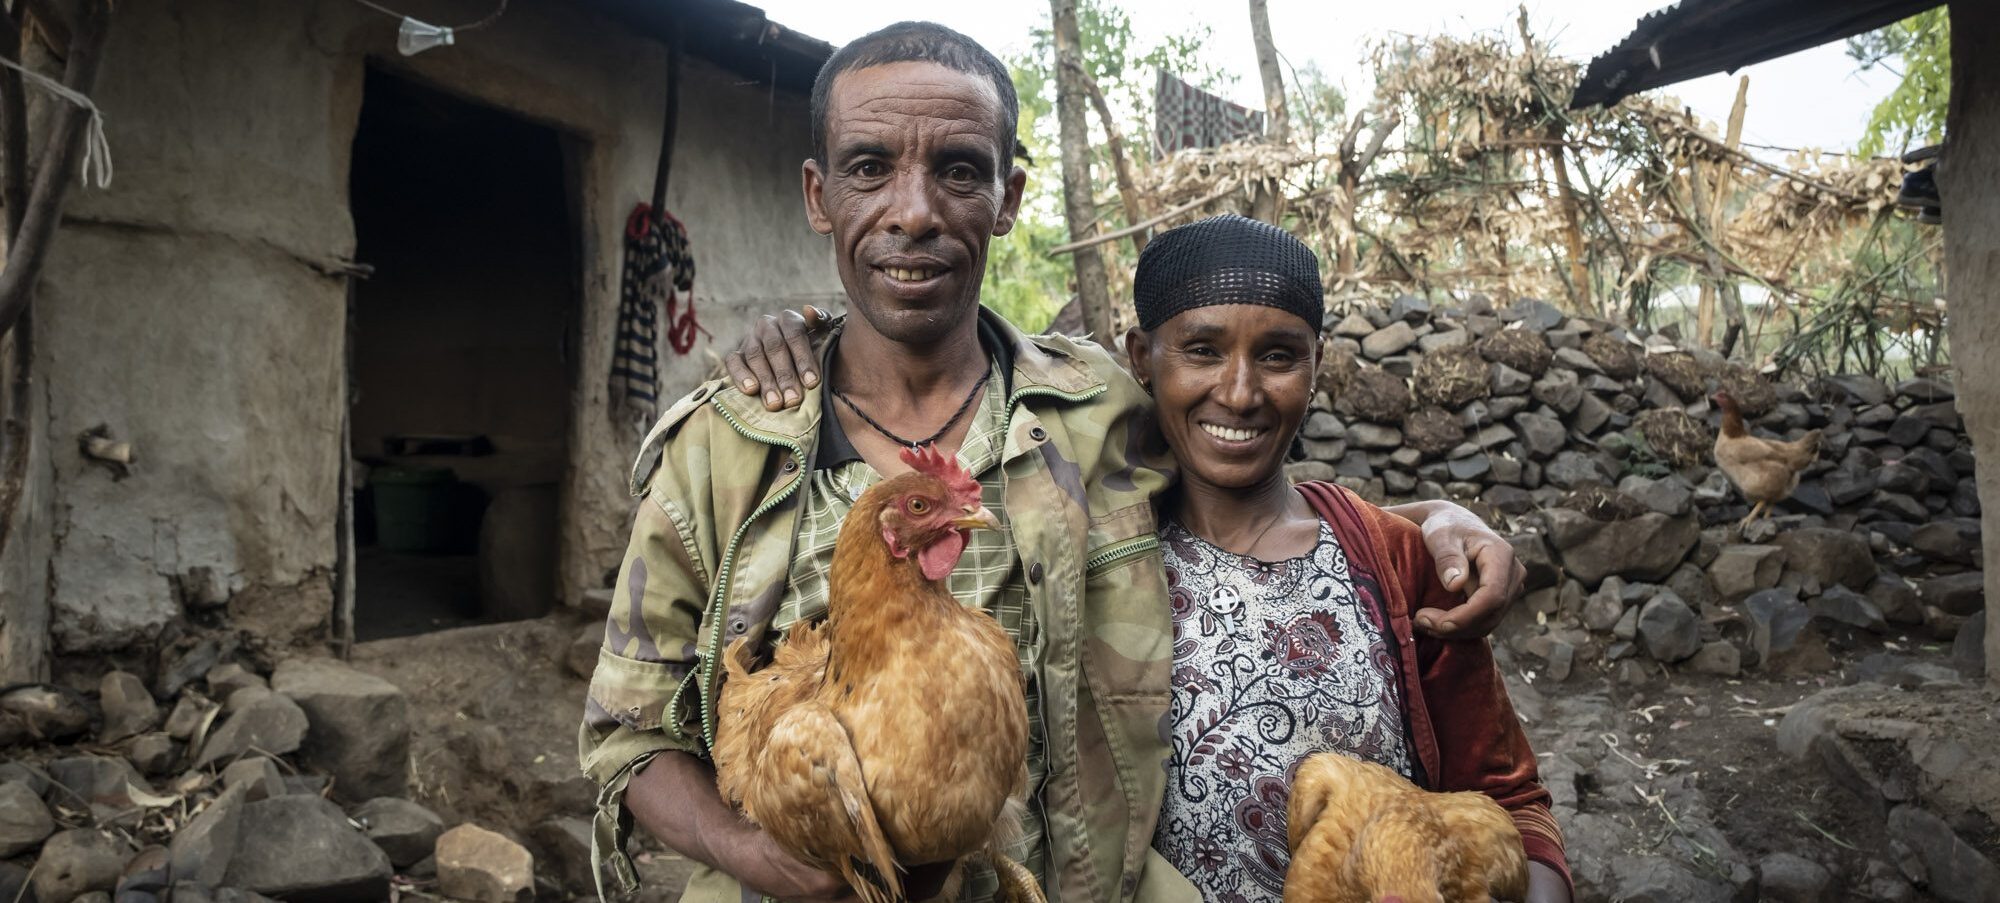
[1571,0,1996,683]
[0,0,844,680]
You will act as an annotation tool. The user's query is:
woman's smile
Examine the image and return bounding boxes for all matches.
[1198,422,1269,446]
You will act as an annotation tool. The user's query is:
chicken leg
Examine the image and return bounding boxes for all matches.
[988,851,1046,903]
[1736,500,1769,530]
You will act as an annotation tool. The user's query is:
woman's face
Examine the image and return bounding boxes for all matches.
[1127,304,1319,493]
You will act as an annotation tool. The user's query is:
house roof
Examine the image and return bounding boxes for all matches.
[585,0,834,95]
[1569,0,1941,109]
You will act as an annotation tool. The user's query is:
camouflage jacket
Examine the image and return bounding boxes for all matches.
[579,310,1199,902]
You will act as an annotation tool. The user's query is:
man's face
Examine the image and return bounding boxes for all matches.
[804,61,1026,347]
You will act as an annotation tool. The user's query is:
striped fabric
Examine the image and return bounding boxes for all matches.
[776,361,1046,902]
[612,203,698,425]
[1153,68,1266,156]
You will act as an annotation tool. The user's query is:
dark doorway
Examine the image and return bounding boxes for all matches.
[348,68,577,641]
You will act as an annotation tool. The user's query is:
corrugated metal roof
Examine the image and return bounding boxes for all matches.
[584,0,833,94]
[1569,0,1941,109]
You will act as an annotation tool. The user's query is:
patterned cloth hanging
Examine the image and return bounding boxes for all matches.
[1153,68,1266,157]
[612,202,703,427]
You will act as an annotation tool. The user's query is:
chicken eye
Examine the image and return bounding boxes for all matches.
[907,497,929,515]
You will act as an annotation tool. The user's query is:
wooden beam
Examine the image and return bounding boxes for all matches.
[0,0,111,341]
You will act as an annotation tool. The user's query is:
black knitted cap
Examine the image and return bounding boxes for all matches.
[1132,214,1324,332]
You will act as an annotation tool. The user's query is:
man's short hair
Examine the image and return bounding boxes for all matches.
[809,21,1019,168]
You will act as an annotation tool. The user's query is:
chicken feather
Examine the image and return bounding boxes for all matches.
[713,446,1043,903]
[1711,390,1821,525]
[1285,752,1527,903]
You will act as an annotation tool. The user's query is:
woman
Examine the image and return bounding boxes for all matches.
[1124,215,1570,903]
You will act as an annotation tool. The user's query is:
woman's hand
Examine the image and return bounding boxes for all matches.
[1382,499,1526,639]
[724,305,833,411]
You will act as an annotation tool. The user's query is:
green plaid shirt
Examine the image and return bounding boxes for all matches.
[775,341,1046,902]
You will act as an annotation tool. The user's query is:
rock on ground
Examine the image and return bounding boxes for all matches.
[1774,528,1878,591]
[97,670,159,743]
[32,829,131,903]
[1637,593,1701,662]
[1545,509,1700,585]
[530,817,595,894]
[219,756,286,802]
[1709,544,1785,600]
[127,732,180,776]
[0,780,53,857]
[271,658,412,800]
[1757,851,1832,903]
[353,796,445,868]
[1889,804,2000,903]
[46,755,152,808]
[195,693,308,769]
[171,785,247,889]
[0,862,31,903]
[436,823,534,903]
[223,795,391,902]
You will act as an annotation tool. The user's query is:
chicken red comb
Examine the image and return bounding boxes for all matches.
[900,443,979,500]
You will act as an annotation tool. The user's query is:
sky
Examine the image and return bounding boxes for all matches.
[752,0,1898,156]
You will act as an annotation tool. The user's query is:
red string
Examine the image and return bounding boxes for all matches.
[653,208,708,355]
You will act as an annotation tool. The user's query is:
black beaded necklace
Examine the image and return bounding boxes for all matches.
[832,366,992,450]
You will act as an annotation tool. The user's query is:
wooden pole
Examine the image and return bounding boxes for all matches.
[1050,0,1113,338]
[0,0,111,341]
[1248,0,1288,223]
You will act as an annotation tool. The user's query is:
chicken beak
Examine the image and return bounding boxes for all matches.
[951,505,1000,532]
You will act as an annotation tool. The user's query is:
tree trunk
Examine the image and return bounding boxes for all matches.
[1248,0,1288,145]
[1939,0,2000,687]
[1077,63,1149,254]
[1696,77,1750,348]
[0,0,113,681]
[1247,0,1288,223]
[1050,0,1112,339]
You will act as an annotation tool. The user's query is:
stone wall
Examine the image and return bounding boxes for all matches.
[0,0,842,676]
[1290,294,1983,678]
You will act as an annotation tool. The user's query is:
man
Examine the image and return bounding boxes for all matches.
[581,21,1521,903]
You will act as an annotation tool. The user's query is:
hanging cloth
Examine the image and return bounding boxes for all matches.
[1153,68,1266,157]
[611,202,701,427]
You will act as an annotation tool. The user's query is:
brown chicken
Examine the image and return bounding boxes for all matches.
[1712,390,1822,527]
[1285,753,1528,903]
[711,444,1042,903]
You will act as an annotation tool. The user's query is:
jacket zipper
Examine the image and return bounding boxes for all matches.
[683,400,807,749]
[1084,533,1159,573]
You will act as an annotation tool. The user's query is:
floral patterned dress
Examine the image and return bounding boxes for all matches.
[1150,518,1411,902]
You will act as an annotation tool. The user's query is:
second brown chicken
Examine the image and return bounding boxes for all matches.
[1285,752,1528,903]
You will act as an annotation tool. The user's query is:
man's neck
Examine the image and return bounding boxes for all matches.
[829,316,988,406]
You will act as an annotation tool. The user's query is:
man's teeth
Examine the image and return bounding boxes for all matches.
[885,266,941,282]
[1202,423,1263,442]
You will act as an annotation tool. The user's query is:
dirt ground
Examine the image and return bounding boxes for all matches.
[1503,620,1999,902]
[345,608,1988,902]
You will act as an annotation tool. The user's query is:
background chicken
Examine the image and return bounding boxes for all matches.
[711,444,1041,903]
[1285,752,1528,903]
[1711,390,1822,527]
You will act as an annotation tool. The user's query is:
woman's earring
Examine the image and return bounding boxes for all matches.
[1139,379,1153,396]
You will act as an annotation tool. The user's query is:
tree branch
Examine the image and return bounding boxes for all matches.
[0,6,26,245]
[1071,58,1150,254]
[1047,186,1233,257]
[0,0,110,341]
